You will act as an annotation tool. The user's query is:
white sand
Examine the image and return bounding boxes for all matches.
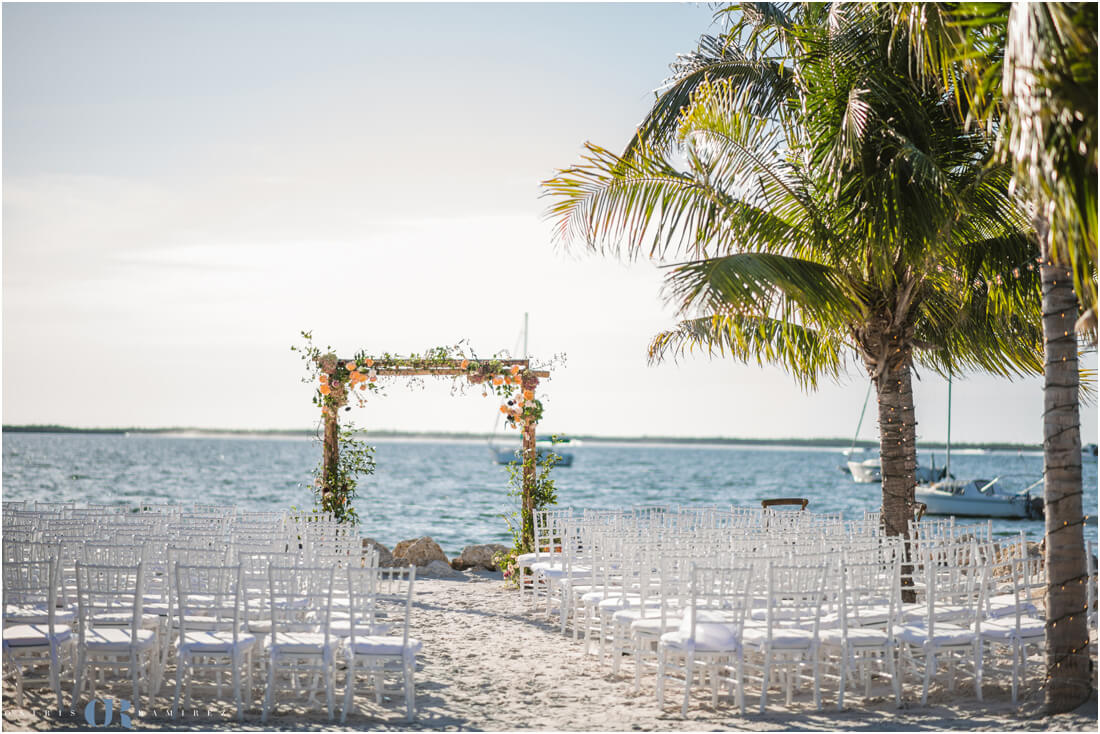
[4,571,1097,731]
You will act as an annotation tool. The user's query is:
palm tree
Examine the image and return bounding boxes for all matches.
[543,5,1044,592]
[886,1,1096,711]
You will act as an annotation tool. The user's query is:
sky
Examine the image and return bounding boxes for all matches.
[2,2,1096,445]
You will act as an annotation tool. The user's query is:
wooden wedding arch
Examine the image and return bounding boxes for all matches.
[302,342,553,548]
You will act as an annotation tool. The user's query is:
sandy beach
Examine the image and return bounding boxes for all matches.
[3,571,1096,732]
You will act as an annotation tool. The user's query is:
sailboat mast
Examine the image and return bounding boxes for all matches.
[946,371,952,477]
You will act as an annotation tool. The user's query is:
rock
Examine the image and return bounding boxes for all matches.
[420,559,460,578]
[452,543,511,571]
[361,538,394,567]
[392,536,448,567]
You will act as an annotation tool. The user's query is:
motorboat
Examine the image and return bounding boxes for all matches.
[492,439,574,467]
[915,476,1044,519]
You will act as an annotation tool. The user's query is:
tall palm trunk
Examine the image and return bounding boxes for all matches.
[873,349,919,602]
[1039,237,1090,712]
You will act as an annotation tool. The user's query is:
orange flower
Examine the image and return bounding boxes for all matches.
[492,376,503,385]
[460,359,469,369]
[523,389,535,400]
[511,365,520,375]
[499,405,509,414]
[319,374,328,383]
[513,376,523,385]
[358,383,367,391]
[346,361,357,371]
[319,384,331,395]
[365,358,374,367]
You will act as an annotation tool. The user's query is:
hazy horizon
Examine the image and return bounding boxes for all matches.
[4,3,1097,446]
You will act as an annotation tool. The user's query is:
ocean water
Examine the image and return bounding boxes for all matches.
[2,432,1096,557]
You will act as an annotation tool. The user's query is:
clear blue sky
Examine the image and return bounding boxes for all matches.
[3,2,1096,445]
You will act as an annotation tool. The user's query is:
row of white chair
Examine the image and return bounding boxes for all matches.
[3,554,422,722]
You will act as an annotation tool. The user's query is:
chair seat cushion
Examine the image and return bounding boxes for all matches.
[741,625,815,649]
[347,635,423,657]
[179,631,257,654]
[5,604,77,626]
[900,603,970,623]
[3,624,73,647]
[986,594,1039,619]
[893,621,975,646]
[266,632,337,655]
[660,623,739,653]
[819,627,890,647]
[979,617,1045,640]
[613,607,670,624]
[329,620,391,637]
[84,627,157,651]
[92,612,161,628]
[631,616,681,635]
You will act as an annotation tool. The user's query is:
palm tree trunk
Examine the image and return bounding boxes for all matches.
[874,355,919,602]
[1039,239,1090,713]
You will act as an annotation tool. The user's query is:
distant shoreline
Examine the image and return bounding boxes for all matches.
[1,424,1044,452]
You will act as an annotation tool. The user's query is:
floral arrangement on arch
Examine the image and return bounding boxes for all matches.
[293,332,555,427]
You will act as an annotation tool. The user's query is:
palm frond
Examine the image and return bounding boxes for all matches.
[648,312,847,390]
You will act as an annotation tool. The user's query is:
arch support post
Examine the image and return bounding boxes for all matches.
[520,376,539,550]
[322,409,340,504]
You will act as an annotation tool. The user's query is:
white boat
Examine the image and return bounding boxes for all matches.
[846,455,948,484]
[493,441,574,467]
[916,476,1044,520]
[487,313,574,468]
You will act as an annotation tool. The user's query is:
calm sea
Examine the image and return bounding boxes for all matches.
[2,433,1096,556]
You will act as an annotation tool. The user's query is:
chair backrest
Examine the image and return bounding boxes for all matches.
[268,564,335,644]
[761,559,831,636]
[175,564,246,644]
[684,563,753,640]
[83,543,147,566]
[3,558,60,633]
[75,562,146,646]
[366,566,416,649]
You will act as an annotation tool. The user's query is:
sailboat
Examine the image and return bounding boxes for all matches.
[841,382,947,484]
[488,313,574,468]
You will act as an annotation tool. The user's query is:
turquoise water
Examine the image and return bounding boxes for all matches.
[2,433,1096,556]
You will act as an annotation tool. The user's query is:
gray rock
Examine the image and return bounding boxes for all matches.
[452,543,511,571]
[361,537,394,567]
[420,559,460,578]
[392,536,448,567]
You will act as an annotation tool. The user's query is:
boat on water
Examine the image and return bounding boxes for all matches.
[915,476,1044,520]
[492,439,575,467]
[845,453,948,484]
[488,312,574,468]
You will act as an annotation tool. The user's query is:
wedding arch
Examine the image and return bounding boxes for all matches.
[294,334,554,548]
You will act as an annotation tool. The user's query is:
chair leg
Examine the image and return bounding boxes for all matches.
[341,654,355,724]
[172,655,185,718]
[656,644,666,708]
[837,646,847,710]
[974,641,983,702]
[736,650,745,714]
[72,651,86,712]
[760,649,772,714]
[232,655,243,721]
[921,651,935,706]
[262,655,276,723]
[130,653,141,720]
[681,649,694,717]
[887,644,900,707]
[403,656,415,722]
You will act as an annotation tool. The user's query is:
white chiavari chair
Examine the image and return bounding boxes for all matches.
[3,557,74,711]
